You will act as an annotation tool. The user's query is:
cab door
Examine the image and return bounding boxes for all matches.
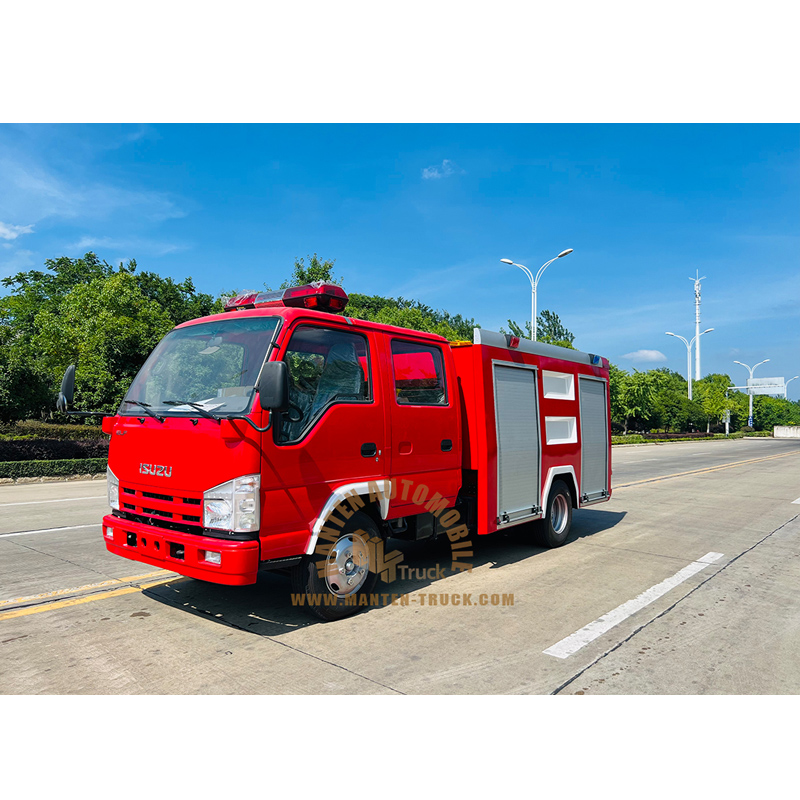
[260,323,386,540]
[385,337,460,516]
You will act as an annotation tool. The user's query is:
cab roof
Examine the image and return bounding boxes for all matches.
[176,306,452,345]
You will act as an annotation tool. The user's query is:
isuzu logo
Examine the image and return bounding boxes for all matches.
[139,463,173,477]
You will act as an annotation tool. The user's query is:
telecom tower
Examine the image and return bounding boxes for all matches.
[691,270,706,381]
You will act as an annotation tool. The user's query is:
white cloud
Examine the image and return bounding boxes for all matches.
[421,159,465,180]
[0,221,34,240]
[0,155,186,225]
[69,235,188,257]
[622,349,668,363]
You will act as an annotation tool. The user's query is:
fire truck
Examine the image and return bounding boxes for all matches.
[58,282,611,620]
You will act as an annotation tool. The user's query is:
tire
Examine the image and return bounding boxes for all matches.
[290,510,382,621]
[535,480,573,548]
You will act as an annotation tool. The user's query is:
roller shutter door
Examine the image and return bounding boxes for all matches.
[494,364,540,523]
[579,377,609,501]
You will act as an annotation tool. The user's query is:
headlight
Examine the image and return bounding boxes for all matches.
[203,474,260,533]
[107,466,120,510]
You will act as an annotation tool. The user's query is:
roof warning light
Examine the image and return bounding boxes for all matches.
[224,282,349,314]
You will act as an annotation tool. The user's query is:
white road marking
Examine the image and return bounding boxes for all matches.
[0,496,105,508]
[792,497,800,505]
[688,452,709,456]
[543,552,725,659]
[0,524,101,538]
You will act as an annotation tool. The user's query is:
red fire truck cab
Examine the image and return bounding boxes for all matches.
[65,282,611,620]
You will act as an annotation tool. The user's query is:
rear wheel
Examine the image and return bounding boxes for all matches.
[291,510,381,621]
[535,480,573,548]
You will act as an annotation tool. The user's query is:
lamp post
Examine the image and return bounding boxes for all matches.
[665,328,714,400]
[690,271,707,381]
[501,249,573,341]
[784,375,798,400]
[734,359,770,427]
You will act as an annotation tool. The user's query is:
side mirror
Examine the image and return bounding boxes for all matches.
[56,364,76,413]
[257,361,289,412]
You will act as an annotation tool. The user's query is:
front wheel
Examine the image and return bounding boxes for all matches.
[535,480,573,548]
[291,510,382,621]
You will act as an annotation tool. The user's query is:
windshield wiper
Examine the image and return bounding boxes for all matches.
[162,400,275,434]
[121,400,165,422]
[162,400,221,422]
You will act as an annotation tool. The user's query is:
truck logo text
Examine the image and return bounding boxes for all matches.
[139,463,173,477]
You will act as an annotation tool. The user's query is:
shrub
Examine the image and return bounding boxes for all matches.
[0,438,109,462]
[0,458,108,479]
[14,420,105,440]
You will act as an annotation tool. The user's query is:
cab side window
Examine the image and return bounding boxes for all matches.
[391,340,447,406]
[279,326,371,443]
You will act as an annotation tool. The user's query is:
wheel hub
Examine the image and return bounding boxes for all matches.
[551,494,569,535]
[325,533,369,596]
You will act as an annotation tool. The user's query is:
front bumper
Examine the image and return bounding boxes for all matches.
[103,514,260,585]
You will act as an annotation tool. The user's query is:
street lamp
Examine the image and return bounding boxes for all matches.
[501,249,573,341]
[734,359,770,427]
[665,328,714,400]
[784,375,798,400]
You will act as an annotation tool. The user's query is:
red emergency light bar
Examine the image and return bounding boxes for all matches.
[223,282,349,313]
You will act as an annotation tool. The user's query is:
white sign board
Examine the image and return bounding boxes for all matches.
[746,377,785,395]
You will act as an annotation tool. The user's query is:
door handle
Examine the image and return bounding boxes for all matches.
[361,442,378,458]
[441,439,453,452]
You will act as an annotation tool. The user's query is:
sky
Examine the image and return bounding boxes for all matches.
[1,123,798,398]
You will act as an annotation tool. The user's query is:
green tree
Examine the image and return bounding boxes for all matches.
[32,271,175,412]
[727,389,750,431]
[0,252,223,419]
[135,269,222,322]
[503,309,575,348]
[752,395,800,430]
[618,369,661,435]
[607,362,627,428]
[537,310,575,347]
[0,346,53,423]
[649,368,705,432]
[347,294,477,341]
[694,373,738,433]
[280,253,342,289]
[266,253,478,341]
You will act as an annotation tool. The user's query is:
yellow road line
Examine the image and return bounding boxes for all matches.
[614,449,800,489]
[0,570,173,608]
[4,451,796,620]
[119,570,173,583]
[0,579,172,622]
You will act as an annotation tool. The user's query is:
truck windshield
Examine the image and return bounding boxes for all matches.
[120,316,280,418]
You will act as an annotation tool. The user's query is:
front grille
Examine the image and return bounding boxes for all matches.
[142,491,172,502]
[119,481,204,526]
[142,507,174,519]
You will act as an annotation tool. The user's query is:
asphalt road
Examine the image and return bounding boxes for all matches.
[610,435,800,487]
[2,436,799,694]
